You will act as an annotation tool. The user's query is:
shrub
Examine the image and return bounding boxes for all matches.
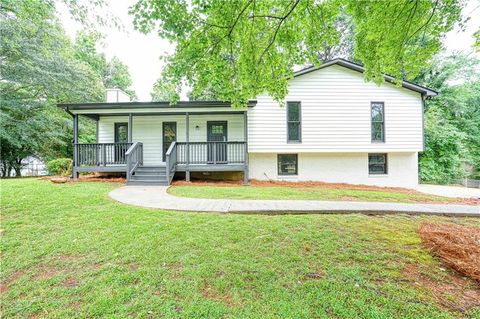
[47,158,72,176]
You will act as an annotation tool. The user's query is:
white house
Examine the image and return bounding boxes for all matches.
[58,59,436,188]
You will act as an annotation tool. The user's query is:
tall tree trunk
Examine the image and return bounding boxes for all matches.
[13,158,22,177]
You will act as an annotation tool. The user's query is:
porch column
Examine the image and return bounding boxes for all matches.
[243,110,249,185]
[128,113,133,143]
[73,114,79,179]
[96,118,99,143]
[95,118,99,165]
[185,112,190,182]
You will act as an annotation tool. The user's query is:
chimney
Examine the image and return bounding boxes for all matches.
[106,88,131,103]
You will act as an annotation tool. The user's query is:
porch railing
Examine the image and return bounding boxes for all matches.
[165,142,177,184]
[176,142,246,165]
[125,142,143,180]
[75,143,132,166]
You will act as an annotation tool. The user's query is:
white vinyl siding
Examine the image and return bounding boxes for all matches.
[98,114,245,165]
[248,65,423,153]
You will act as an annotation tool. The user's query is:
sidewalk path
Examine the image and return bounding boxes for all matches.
[109,186,480,217]
[416,184,480,199]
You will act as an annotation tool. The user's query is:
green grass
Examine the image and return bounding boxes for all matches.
[168,185,459,203]
[1,178,479,318]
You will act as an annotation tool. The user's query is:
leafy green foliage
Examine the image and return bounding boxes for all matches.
[0,0,105,176]
[0,1,136,176]
[131,0,464,107]
[47,158,73,176]
[74,31,137,99]
[416,54,480,182]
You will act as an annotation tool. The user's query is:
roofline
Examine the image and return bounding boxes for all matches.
[293,58,438,97]
[58,100,257,110]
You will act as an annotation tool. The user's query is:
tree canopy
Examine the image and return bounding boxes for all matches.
[0,0,135,176]
[74,31,137,99]
[132,0,465,107]
[415,53,480,182]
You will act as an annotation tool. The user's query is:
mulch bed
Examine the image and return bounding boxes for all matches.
[419,223,480,283]
[39,174,126,184]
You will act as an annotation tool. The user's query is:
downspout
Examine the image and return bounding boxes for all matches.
[419,93,426,185]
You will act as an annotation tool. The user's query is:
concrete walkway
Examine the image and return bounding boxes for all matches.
[416,184,480,199]
[109,186,480,217]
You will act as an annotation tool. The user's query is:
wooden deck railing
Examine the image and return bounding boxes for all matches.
[75,143,132,166]
[176,142,246,165]
[165,142,177,184]
[125,142,143,180]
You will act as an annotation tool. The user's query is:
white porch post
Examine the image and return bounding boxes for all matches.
[186,112,190,182]
[128,113,133,143]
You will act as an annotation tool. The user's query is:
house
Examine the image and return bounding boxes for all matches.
[58,59,437,188]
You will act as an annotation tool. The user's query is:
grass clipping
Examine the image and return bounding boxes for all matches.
[419,223,480,282]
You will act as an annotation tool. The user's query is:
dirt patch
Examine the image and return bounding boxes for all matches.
[0,270,24,293]
[35,265,61,280]
[201,283,237,308]
[62,278,78,288]
[303,272,324,280]
[419,223,480,282]
[128,263,139,271]
[402,263,480,312]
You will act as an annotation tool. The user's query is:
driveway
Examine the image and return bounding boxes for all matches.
[109,186,480,216]
[416,184,480,199]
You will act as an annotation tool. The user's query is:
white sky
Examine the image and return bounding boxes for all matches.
[60,0,480,102]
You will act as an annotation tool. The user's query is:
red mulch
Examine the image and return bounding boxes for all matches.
[39,174,126,184]
[419,223,480,283]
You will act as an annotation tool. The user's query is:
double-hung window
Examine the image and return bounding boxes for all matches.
[371,102,385,142]
[368,153,387,175]
[287,102,301,142]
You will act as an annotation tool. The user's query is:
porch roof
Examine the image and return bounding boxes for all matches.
[58,100,257,110]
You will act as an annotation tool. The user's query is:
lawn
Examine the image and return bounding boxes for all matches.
[168,183,467,204]
[1,178,479,318]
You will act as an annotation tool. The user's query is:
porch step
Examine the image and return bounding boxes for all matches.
[126,180,169,186]
[127,165,169,186]
[130,174,166,181]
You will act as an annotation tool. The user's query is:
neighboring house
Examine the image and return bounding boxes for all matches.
[10,156,47,177]
[58,59,437,188]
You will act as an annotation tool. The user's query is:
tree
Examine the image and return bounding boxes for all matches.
[474,28,480,52]
[0,0,105,176]
[415,53,480,182]
[74,31,137,100]
[151,76,178,101]
[104,57,137,99]
[131,0,464,107]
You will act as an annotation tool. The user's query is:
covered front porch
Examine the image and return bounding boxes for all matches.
[62,101,254,185]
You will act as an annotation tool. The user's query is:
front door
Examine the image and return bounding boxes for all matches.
[114,122,128,163]
[163,122,177,162]
[207,121,227,163]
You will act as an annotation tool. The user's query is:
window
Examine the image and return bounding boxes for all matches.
[368,153,387,175]
[371,102,385,142]
[278,154,298,175]
[287,102,301,142]
[114,122,128,143]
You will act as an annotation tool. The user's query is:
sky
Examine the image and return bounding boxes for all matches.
[60,0,480,102]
